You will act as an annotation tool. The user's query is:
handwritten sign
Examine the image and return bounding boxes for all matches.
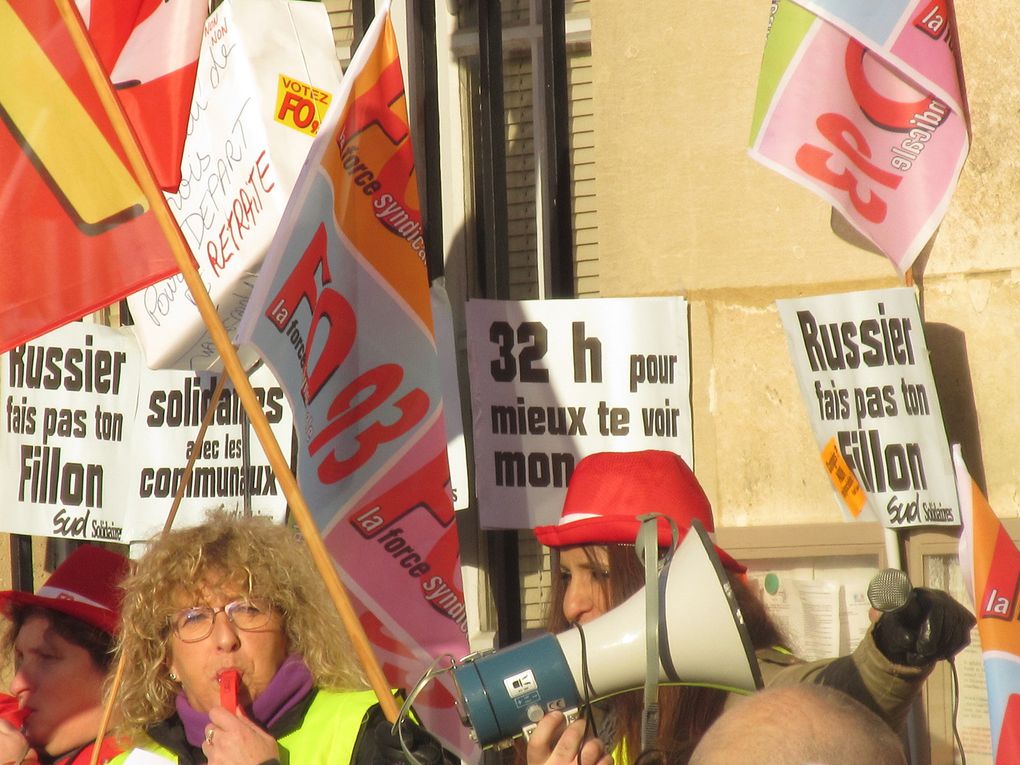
[126,0,342,370]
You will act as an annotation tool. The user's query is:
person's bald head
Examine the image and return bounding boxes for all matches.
[688,685,907,765]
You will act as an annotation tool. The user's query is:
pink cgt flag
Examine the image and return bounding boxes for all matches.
[749,0,969,275]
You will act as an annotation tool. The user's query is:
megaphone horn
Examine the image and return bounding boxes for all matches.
[451,520,763,748]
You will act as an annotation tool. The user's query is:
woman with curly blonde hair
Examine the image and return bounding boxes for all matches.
[109,510,383,765]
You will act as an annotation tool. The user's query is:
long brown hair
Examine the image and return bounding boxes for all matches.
[546,543,785,764]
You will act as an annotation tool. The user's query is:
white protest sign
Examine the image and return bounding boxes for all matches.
[466,297,692,529]
[127,0,343,370]
[124,364,292,542]
[777,287,958,528]
[1,324,294,543]
[1,323,138,542]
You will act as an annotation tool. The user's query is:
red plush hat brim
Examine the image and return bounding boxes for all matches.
[534,516,746,573]
[0,590,118,635]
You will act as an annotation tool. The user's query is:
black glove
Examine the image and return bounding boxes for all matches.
[873,587,976,667]
[372,718,447,765]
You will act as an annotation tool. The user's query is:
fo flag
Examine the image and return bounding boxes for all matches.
[237,2,474,760]
[956,445,1020,764]
[0,0,180,355]
[749,0,969,275]
[75,0,206,192]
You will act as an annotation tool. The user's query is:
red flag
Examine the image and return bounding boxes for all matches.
[75,0,206,192]
[0,0,181,354]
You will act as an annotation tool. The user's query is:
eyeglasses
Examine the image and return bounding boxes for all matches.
[171,598,274,643]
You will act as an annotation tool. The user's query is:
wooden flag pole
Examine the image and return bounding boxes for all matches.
[89,372,231,765]
[53,1,401,747]
[164,371,230,534]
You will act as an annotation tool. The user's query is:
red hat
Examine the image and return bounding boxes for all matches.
[0,545,130,635]
[534,450,745,573]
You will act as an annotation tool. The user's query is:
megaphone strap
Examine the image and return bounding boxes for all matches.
[636,515,663,750]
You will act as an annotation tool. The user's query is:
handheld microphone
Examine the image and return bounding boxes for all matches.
[867,568,975,666]
[867,568,911,612]
[867,569,923,628]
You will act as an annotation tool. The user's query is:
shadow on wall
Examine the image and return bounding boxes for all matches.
[924,322,985,493]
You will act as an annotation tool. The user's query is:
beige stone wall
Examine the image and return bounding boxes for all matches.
[589,1,1020,527]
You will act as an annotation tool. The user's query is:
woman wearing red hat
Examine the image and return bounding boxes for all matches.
[526,450,973,765]
[0,545,131,765]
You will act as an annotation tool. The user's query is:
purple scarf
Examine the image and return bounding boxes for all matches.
[176,655,314,748]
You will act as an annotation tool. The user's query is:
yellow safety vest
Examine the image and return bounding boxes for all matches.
[110,689,379,764]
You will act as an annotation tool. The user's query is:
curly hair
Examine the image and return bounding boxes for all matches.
[542,543,787,765]
[112,510,367,743]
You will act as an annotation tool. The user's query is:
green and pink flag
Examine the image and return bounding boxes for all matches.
[750,0,968,275]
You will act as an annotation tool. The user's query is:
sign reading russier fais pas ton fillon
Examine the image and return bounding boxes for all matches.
[778,287,958,529]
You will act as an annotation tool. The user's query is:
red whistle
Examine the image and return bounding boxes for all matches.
[217,669,240,713]
[0,694,28,728]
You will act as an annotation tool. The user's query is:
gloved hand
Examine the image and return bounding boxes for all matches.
[873,588,976,667]
[372,718,447,765]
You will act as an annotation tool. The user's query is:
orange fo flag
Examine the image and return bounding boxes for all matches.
[237,1,472,758]
[0,0,181,354]
[955,444,1020,764]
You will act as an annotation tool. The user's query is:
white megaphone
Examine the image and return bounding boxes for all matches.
[451,519,763,748]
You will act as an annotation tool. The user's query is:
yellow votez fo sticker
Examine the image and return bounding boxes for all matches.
[274,75,331,137]
[821,437,866,518]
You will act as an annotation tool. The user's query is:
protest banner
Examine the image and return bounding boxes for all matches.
[749,0,968,275]
[1,324,292,543]
[0,0,180,355]
[956,445,1020,764]
[465,296,693,529]
[127,0,343,370]
[236,3,472,757]
[124,364,292,542]
[1,323,139,542]
[777,287,958,528]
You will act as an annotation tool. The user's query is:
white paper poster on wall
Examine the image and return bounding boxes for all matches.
[432,282,469,510]
[466,297,692,529]
[777,287,959,529]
